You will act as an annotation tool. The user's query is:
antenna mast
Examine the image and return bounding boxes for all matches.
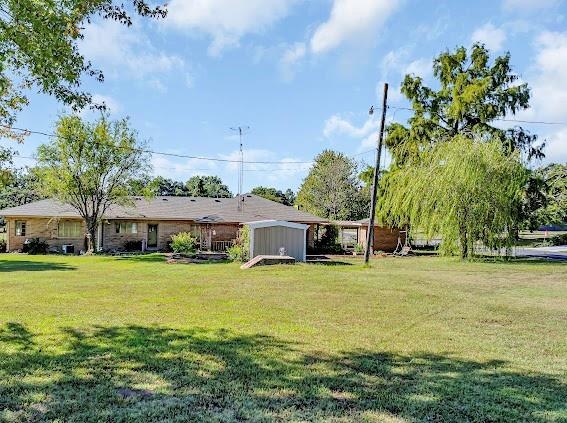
[230,125,250,210]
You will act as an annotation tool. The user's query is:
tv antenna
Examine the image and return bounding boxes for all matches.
[229,125,250,210]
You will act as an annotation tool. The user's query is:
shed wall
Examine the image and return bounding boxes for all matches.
[252,226,305,261]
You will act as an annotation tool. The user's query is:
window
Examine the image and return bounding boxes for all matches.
[15,221,26,237]
[58,221,82,238]
[115,222,138,234]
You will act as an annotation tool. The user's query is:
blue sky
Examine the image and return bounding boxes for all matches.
[10,0,567,194]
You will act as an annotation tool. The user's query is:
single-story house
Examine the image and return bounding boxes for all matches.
[0,194,326,254]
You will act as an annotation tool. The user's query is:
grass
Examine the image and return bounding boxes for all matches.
[0,254,566,422]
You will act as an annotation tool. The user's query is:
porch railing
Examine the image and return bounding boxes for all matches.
[211,240,234,252]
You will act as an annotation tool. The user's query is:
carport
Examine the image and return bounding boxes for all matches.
[246,220,308,262]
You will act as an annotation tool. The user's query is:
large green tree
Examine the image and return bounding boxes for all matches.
[0,0,166,139]
[534,163,567,226]
[186,175,232,198]
[380,137,527,258]
[386,44,543,166]
[296,150,367,221]
[251,186,295,206]
[36,115,149,252]
[0,167,42,209]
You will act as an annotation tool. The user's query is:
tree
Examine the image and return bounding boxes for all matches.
[36,115,149,253]
[0,0,166,139]
[379,137,527,258]
[0,167,42,209]
[534,163,567,226]
[386,44,543,166]
[296,150,368,221]
[186,175,232,198]
[251,186,295,206]
[0,145,13,186]
[149,177,189,196]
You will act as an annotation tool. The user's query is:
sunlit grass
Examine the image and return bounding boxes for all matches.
[0,254,566,422]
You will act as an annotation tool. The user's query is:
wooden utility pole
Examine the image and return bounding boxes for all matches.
[364,82,388,264]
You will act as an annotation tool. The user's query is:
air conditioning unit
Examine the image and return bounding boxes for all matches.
[62,244,75,255]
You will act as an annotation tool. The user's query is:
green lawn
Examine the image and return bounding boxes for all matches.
[0,254,566,422]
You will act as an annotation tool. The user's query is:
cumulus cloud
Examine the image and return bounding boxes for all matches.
[471,23,507,51]
[279,42,306,81]
[165,0,298,56]
[81,20,185,76]
[512,31,567,164]
[323,115,378,139]
[310,0,401,54]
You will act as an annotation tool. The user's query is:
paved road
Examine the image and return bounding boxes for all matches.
[515,246,567,261]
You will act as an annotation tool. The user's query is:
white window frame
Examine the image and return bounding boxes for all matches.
[15,220,26,237]
[115,222,138,234]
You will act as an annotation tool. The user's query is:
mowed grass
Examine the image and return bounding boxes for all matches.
[0,254,566,422]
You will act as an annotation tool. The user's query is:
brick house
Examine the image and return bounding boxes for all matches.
[0,194,326,253]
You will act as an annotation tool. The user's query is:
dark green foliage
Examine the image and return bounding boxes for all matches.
[386,44,542,166]
[315,225,343,254]
[123,240,143,252]
[186,175,232,198]
[0,168,43,210]
[250,187,295,205]
[0,238,6,253]
[549,233,567,246]
[23,238,49,255]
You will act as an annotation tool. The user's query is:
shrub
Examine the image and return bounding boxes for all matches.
[124,240,143,251]
[0,239,6,253]
[170,232,197,255]
[23,238,49,255]
[549,233,567,246]
[315,225,343,253]
[227,245,245,262]
[354,243,364,254]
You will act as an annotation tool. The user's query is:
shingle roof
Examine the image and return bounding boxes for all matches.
[0,194,327,224]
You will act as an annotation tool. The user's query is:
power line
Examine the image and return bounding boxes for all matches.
[0,124,314,165]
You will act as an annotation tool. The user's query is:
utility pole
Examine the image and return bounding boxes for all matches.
[364,83,388,264]
[230,126,250,210]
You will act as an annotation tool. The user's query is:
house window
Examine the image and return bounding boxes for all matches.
[15,221,26,237]
[58,221,82,238]
[115,222,138,234]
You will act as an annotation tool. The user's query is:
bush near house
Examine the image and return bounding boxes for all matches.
[22,238,49,255]
[550,233,567,246]
[0,238,6,253]
[170,232,197,255]
[123,240,143,252]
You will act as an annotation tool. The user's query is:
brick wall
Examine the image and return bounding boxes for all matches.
[101,220,240,251]
[5,217,86,253]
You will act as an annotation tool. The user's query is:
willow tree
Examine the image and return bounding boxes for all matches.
[36,115,149,252]
[379,137,527,258]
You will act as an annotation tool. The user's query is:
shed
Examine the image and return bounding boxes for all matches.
[246,220,308,262]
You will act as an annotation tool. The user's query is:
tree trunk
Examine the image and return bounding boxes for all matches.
[459,228,468,259]
[86,220,97,254]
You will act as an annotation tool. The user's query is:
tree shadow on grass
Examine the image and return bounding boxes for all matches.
[0,323,565,422]
[0,260,76,272]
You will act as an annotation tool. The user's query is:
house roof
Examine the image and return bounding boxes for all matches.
[0,194,327,225]
[245,220,309,230]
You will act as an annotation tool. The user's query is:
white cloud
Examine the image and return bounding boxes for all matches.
[81,19,185,78]
[147,79,168,93]
[502,0,559,12]
[323,115,378,139]
[165,0,298,56]
[279,42,306,81]
[511,31,567,164]
[310,0,401,54]
[403,59,432,79]
[471,23,507,51]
